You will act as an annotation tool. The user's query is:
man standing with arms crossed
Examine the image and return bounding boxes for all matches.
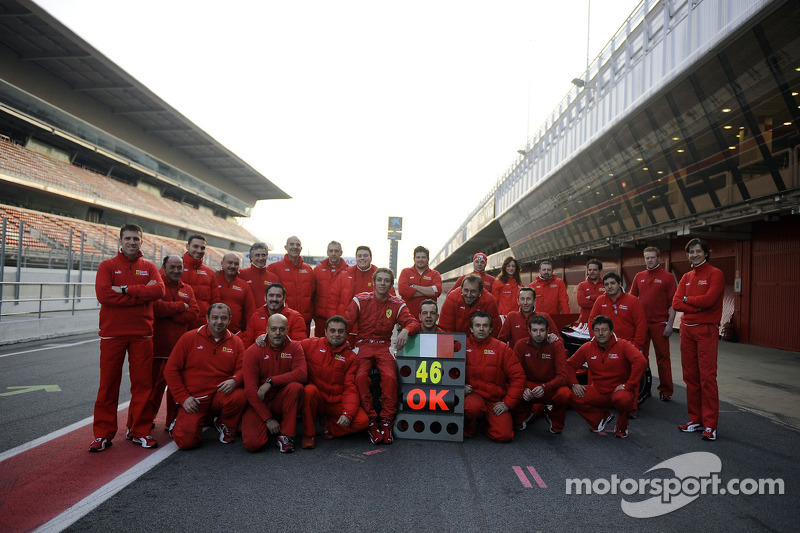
[631,247,677,401]
[672,238,724,441]
[398,245,442,320]
[90,224,164,452]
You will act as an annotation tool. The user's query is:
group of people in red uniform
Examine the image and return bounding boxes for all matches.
[89,226,724,453]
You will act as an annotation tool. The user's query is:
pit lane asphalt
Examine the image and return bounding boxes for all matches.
[1,333,797,532]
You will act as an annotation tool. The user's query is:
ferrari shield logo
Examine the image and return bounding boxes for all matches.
[385,309,393,318]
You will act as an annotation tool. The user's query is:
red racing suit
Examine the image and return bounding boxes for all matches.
[529,275,570,315]
[589,292,647,351]
[181,252,221,329]
[267,255,316,326]
[491,278,520,316]
[238,265,278,308]
[215,271,257,335]
[498,309,561,348]
[239,303,308,347]
[312,258,348,334]
[576,278,605,323]
[439,287,501,337]
[397,265,443,320]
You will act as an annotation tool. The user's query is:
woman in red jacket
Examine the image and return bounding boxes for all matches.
[492,257,522,316]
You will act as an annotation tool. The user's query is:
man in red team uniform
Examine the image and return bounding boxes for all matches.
[453,252,495,293]
[464,311,526,442]
[398,246,443,320]
[419,299,443,333]
[180,234,220,329]
[146,255,199,432]
[576,259,604,323]
[439,275,501,337]
[267,236,316,333]
[312,241,348,337]
[164,303,247,450]
[511,315,571,434]
[568,315,647,439]
[344,268,420,444]
[239,242,278,308]
[672,238,724,441]
[498,287,560,347]
[240,283,307,347]
[333,245,379,315]
[299,315,369,449]
[215,253,256,335]
[89,224,165,452]
[529,260,569,315]
[631,247,677,401]
[589,272,647,352]
[241,314,308,453]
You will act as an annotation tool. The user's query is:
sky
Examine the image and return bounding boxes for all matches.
[36,0,641,269]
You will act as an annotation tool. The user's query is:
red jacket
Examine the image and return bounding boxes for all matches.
[498,309,561,347]
[513,337,569,391]
[567,334,647,395]
[333,264,377,315]
[215,271,256,335]
[239,304,308,347]
[181,252,221,328]
[438,288,501,337]
[465,335,525,407]
[576,278,605,323]
[672,261,725,325]
[300,336,360,418]
[454,271,495,294]
[242,338,307,422]
[397,265,443,319]
[267,255,316,324]
[238,265,278,308]
[589,292,647,351]
[344,292,420,343]
[164,326,244,405]
[529,275,570,315]
[631,266,677,323]
[153,272,199,359]
[96,250,165,337]
[491,278,520,316]
[312,258,348,320]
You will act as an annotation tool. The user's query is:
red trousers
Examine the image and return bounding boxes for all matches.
[570,386,635,432]
[125,358,177,431]
[355,343,398,420]
[510,385,571,432]
[644,322,674,396]
[241,382,303,452]
[172,388,247,450]
[464,394,514,442]
[93,337,154,440]
[302,384,368,437]
[680,324,719,429]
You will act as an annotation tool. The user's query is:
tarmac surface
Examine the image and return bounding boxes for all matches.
[0,332,798,532]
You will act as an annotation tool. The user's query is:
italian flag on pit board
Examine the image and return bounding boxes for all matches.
[402,333,454,358]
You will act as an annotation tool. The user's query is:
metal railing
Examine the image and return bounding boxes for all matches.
[0,281,98,321]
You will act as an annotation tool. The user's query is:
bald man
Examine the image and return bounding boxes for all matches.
[215,252,256,335]
[267,236,316,334]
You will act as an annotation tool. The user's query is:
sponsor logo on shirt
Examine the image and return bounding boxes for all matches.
[483,349,496,355]
[196,345,205,350]
[232,284,243,291]
[280,352,292,359]
[618,305,629,310]
[135,270,150,276]
[698,280,708,286]
[590,355,598,360]
[550,284,557,288]
[263,354,270,359]
[542,353,552,359]
[608,353,619,359]
[300,269,308,274]
[221,346,233,353]
[197,270,207,275]
[114,270,122,274]
[335,354,346,362]
[654,279,662,284]
[423,276,431,281]
[178,291,189,298]
[523,352,532,357]
[385,309,393,318]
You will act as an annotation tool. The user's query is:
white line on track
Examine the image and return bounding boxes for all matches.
[0,338,99,359]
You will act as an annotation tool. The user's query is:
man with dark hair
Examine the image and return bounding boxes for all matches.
[398,245,443,319]
[672,238,724,441]
[240,283,307,347]
[631,246,677,401]
[511,315,571,434]
[215,252,256,335]
[453,252,495,293]
[164,303,247,450]
[299,315,369,449]
[498,287,560,348]
[89,224,165,452]
[241,314,307,453]
[239,242,278,308]
[464,311,525,442]
[312,240,348,337]
[589,272,647,352]
[439,275,501,336]
[267,236,316,333]
[529,260,570,315]
[334,245,381,315]
[419,299,443,333]
[344,268,420,444]
[181,234,220,329]
[576,259,605,323]
[567,315,647,439]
